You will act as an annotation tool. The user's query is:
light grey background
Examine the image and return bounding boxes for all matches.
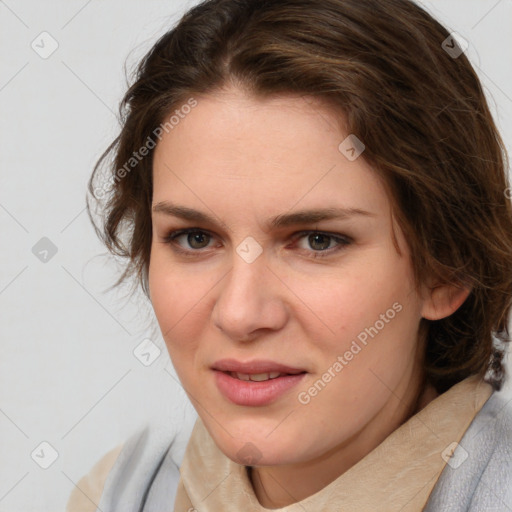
[1,1,511,511]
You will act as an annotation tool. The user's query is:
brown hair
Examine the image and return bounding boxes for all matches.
[88,0,512,394]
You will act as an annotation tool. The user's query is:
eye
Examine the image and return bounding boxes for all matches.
[163,228,216,253]
[291,231,351,258]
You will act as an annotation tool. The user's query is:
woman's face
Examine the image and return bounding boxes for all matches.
[149,86,433,468]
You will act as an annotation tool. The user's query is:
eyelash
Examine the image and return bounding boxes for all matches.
[161,228,352,259]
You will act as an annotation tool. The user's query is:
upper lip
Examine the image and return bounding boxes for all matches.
[212,358,307,374]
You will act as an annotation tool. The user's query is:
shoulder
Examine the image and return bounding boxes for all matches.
[462,386,512,460]
[66,421,188,512]
[424,388,512,511]
[65,442,124,512]
[466,388,512,506]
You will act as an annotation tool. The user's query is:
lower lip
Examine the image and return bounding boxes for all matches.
[213,370,307,406]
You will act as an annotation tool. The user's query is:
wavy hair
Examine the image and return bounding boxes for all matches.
[88,0,512,394]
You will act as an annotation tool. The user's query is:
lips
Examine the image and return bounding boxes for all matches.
[211,358,308,406]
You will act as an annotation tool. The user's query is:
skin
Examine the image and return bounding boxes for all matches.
[148,85,470,508]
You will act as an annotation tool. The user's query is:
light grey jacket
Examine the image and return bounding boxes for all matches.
[95,389,512,511]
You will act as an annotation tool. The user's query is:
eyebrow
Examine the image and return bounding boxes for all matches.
[152,201,376,230]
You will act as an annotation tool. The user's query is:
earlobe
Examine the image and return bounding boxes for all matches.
[421,283,471,321]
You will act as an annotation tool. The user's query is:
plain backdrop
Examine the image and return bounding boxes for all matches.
[1,1,511,510]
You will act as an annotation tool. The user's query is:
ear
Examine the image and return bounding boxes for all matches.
[421,282,471,321]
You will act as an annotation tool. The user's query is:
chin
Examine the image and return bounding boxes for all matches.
[209,424,296,466]
[228,444,293,467]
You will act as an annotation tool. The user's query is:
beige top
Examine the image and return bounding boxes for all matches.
[66,374,493,512]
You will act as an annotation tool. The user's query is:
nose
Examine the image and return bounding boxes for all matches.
[212,249,288,342]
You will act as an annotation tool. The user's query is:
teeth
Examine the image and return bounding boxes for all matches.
[232,371,283,381]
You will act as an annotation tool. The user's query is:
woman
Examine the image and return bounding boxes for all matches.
[68,0,512,510]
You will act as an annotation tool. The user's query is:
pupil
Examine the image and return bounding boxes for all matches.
[310,234,329,250]
[189,232,209,249]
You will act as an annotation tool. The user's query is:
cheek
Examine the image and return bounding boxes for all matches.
[148,250,209,354]
[292,264,413,339]
[295,256,420,378]
[296,276,420,423]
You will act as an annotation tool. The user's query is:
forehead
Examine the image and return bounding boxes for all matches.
[151,87,392,222]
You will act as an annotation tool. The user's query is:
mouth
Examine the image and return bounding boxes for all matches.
[223,370,307,382]
[211,358,307,376]
[211,360,308,406]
